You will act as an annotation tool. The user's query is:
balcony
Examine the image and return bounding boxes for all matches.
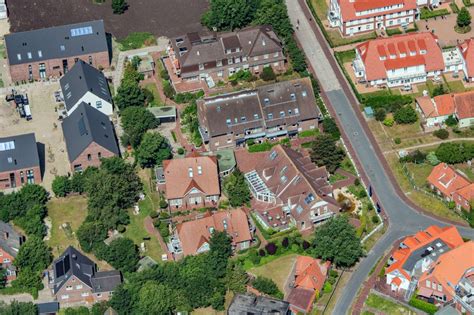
[310,211,334,223]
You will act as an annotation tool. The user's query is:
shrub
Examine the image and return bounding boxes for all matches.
[177,148,185,155]
[374,108,386,121]
[265,242,277,255]
[399,150,426,164]
[252,277,283,299]
[394,106,418,124]
[433,129,449,139]
[383,117,394,127]
[394,138,401,145]
[362,94,412,113]
[371,215,380,224]
[52,175,71,197]
[302,240,311,250]
[329,270,339,278]
[260,67,276,81]
[163,81,175,99]
[409,296,438,314]
[117,225,126,233]
[282,237,289,248]
[259,249,266,257]
[160,69,170,81]
[323,282,332,294]
[445,115,458,127]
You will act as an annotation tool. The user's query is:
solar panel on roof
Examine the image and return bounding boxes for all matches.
[55,261,65,278]
[0,141,15,151]
[78,117,88,136]
[70,26,93,37]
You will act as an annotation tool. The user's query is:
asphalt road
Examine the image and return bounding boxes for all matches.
[286,0,474,313]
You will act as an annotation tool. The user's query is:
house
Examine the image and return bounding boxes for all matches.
[171,209,253,257]
[236,145,339,232]
[158,153,220,210]
[327,0,417,37]
[197,78,321,151]
[228,293,290,315]
[287,256,331,314]
[51,246,122,305]
[452,91,474,128]
[5,20,109,82]
[60,60,113,116]
[385,225,464,293]
[427,163,473,210]
[62,102,120,172]
[0,221,25,281]
[458,38,474,82]
[417,241,474,312]
[0,133,42,190]
[147,106,177,123]
[415,94,455,128]
[353,33,445,88]
[168,25,285,84]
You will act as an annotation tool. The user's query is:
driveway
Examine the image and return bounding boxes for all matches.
[286,0,474,314]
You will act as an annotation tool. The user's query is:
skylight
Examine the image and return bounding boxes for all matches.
[70,26,93,37]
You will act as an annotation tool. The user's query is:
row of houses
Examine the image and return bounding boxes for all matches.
[385,225,473,313]
[352,32,474,89]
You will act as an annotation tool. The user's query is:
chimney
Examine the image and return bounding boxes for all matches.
[72,254,77,260]
[197,50,200,56]
[4,232,9,240]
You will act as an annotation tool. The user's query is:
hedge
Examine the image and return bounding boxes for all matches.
[420,7,450,19]
[409,296,438,314]
[386,28,403,36]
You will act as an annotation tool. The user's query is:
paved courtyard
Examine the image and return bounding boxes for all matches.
[0,82,70,191]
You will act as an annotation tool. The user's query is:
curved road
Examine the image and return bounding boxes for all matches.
[285,0,474,314]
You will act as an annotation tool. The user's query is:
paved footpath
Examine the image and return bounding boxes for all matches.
[286,0,474,314]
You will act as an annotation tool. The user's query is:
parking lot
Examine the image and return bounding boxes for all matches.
[0,81,70,190]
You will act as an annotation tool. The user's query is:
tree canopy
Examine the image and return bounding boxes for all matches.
[0,301,37,315]
[251,276,283,299]
[112,0,127,14]
[457,7,472,28]
[310,134,345,173]
[394,106,418,124]
[201,0,259,31]
[120,106,159,148]
[100,238,139,273]
[114,62,145,110]
[135,132,172,168]
[311,216,364,267]
[435,142,474,164]
[223,168,251,207]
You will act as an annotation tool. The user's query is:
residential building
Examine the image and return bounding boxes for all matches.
[327,0,417,37]
[0,133,41,190]
[228,293,290,315]
[167,25,285,84]
[415,94,455,128]
[0,221,25,281]
[170,209,253,257]
[287,256,331,314]
[198,78,320,151]
[158,153,220,210]
[62,102,119,172]
[36,302,60,315]
[458,38,474,82]
[5,20,109,82]
[236,145,339,232]
[353,33,445,87]
[60,60,113,116]
[385,225,464,293]
[452,91,474,128]
[417,241,474,313]
[51,246,122,305]
[427,163,473,211]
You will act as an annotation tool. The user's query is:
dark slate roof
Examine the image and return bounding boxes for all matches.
[0,133,40,173]
[5,20,108,66]
[60,60,112,112]
[228,294,290,315]
[402,238,450,272]
[52,246,96,294]
[0,221,24,258]
[61,102,119,163]
[36,301,59,315]
[91,270,122,293]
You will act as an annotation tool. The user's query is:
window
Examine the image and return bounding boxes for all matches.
[241,116,246,122]
[273,52,279,58]
[304,193,315,204]
[96,100,102,109]
[228,58,233,65]
[288,109,292,115]
[96,293,102,297]
[3,258,10,263]
[87,154,92,161]
[66,285,73,291]
[425,280,431,287]
[61,295,69,300]
[253,56,258,61]
[38,50,42,58]
[17,54,21,61]
[294,108,299,114]
[243,56,248,62]
[27,52,32,59]
[267,113,273,119]
[290,93,296,100]
[264,54,269,59]
[437,284,442,291]
[60,45,65,51]
[81,292,89,297]
[254,114,259,120]
[226,118,231,125]
[280,111,285,118]
[217,60,222,67]
[302,91,307,97]
[269,150,278,160]
[263,98,270,105]
[199,63,204,70]
[235,57,241,63]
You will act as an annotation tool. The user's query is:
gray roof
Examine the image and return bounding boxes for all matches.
[61,102,119,163]
[5,20,108,66]
[0,221,24,258]
[0,133,40,173]
[228,294,290,315]
[91,270,122,293]
[402,238,450,272]
[36,302,59,315]
[60,60,112,112]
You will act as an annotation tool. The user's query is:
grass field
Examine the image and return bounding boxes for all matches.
[248,254,297,292]
[365,293,416,315]
[144,83,162,107]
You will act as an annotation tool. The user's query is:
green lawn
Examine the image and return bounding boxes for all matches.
[445,80,467,93]
[248,254,297,291]
[365,293,416,315]
[123,169,164,262]
[118,32,156,51]
[329,172,347,184]
[144,83,162,106]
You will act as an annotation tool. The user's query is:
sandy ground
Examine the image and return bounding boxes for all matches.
[0,81,70,191]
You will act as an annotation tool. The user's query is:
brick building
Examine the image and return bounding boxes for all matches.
[62,102,119,172]
[197,78,321,151]
[0,221,25,281]
[51,246,122,306]
[5,20,109,83]
[167,25,285,84]
[0,133,41,190]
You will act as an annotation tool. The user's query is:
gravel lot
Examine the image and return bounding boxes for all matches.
[0,82,70,191]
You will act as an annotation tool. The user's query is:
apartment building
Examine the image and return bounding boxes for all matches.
[327,0,418,37]
[167,25,285,83]
[0,133,41,190]
[353,32,446,87]
[5,20,109,83]
[197,78,320,151]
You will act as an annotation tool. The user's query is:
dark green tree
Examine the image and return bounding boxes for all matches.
[323,117,341,140]
[135,132,172,168]
[310,134,345,173]
[209,231,232,278]
[77,221,108,252]
[52,175,72,197]
[138,282,174,314]
[311,216,364,267]
[104,238,139,273]
[112,0,127,14]
[435,142,474,164]
[260,66,276,81]
[394,106,418,124]
[109,285,133,314]
[225,261,249,293]
[445,115,458,127]
[374,108,386,121]
[431,84,446,97]
[0,301,37,315]
[251,276,283,299]
[14,236,52,272]
[115,63,145,110]
[457,7,472,28]
[223,168,251,207]
[120,106,159,148]
[433,129,449,140]
[201,0,259,31]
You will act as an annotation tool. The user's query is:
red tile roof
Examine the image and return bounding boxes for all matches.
[339,0,416,21]
[453,90,474,120]
[294,256,330,292]
[459,39,474,79]
[176,209,252,256]
[427,163,470,198]
[454,183,474,203]
[356,33,444,81]
[287,287,316,314]
[434,94,456,116]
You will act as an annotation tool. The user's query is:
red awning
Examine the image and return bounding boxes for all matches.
[418,287,434,298]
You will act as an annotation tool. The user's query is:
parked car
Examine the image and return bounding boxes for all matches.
[24,104,32,121]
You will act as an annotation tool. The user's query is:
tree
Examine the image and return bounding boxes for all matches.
[426,151,440,166]
[323,117,341,140]
[112,0,127,14]
[115,63,145,110]
[52,175,72,197]
[14,236,52,272]
[120,106,159,148]
[223,168,251,207]
[225,261,248,293]
[138,282,174,314]
[431,84,446,97]
[104,238,139,273]
[77,221,108,252]
[201,0,259,31]
[251,276,283,299]
[310,134,345,173]
[260,66,276,81]
[457,7,471,28]
[312,216,363,267]
[0,301,37,315]
[209,231,233,278]
[445,115,458,127]
[435,142,474,164]
[374,108,386,121]
[394,106,417,124]
[135,132,172,168]
[0,267,6,288]
[433,129,449,140]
